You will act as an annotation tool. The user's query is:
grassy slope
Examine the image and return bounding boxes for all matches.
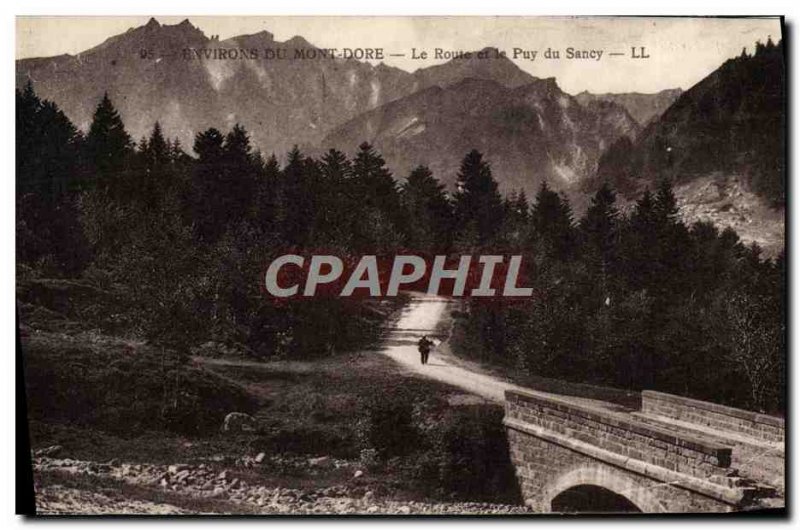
[21,278,521,509]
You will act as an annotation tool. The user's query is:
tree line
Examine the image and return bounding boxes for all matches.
[16,82,785,413]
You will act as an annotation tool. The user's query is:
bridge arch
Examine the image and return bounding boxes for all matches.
[542,465,666,513]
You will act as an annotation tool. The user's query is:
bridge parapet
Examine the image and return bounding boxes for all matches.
[641,390,784,445]
[504,388,781,512]
[506,389,732,478]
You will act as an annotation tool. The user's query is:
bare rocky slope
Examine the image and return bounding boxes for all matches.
[323,76,639,197]
[593,41,785,254]
[16,19,540,160]
[575,88,683,126]
[17,18,637,199]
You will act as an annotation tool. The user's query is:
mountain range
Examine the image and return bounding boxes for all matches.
[16,18,784,251]
[574,89,683,126]
[18,18,656,197]
[322,77,638,196]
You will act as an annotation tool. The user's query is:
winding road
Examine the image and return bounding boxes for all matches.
[378,293,615,408]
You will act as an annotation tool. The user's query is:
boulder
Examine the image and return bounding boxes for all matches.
[221,412,257,433]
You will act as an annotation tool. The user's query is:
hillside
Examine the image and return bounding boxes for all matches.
[574,88,682,126]
[16,19,539,160]
[322,77,639,197]
[593,40,785,252]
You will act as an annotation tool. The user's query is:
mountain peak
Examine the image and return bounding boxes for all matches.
[145,17,161,29]
[254,30,274,40]
[284,35,313,48]
[412,46,535,90]
[450,76,506,91]
[515,76,562,97]
[223,30,275,47]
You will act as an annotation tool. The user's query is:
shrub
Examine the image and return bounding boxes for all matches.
[23,336,257,436]
[356,389,419,461]
[409,406,521,503]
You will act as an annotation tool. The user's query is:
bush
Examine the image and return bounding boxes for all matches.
[356,389,419,461]
[408,406,521,503]
[23,336,257,436]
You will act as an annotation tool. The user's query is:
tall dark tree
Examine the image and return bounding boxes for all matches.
[143,121,170,168]
[622,189,659,290]
[401,165,453,252]
[317,149,353,247]
[279,146,318,246]
[531,181,575,260]
[654,178,679,224]
[193,128,225,163]
[452,150,504,247]
[85,92,133,188]
[503,190,530,248]
[253,153,281,235]
[190,125,260,242]
[16,81,88,274]
[222,123,260,217]
[16,81,82,199]
[350,142,404,249]
[351,143,401,212]
[135,122,174,203]
[652,178,692,297]
[580,182,619,299]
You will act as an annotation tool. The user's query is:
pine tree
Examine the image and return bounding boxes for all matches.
[401,165,453,251]
[190,127,229,241]
[279,146,318,246]
[503,189,531,248]
[85,92,133,187]
[512,190,530,223]
[350,142,403,249]
[452,150,504,247]
[652,178,691,297]
[16,81,88,273]
[16,81,82,198]
[169,138,186,162]
[531,181,574,260]
[318,149,353,247]
[580,182,619,296]
[622,189,659,290]
[145,121,170,168]
[321,148,351,184]
[223,124,252,164]
[654,178,679,225]
[352,143,401,213]
[193,128,224,162]
[253,153,280,235]
[222,124,259,218]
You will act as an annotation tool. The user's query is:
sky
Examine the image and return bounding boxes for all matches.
[16,16,782,94]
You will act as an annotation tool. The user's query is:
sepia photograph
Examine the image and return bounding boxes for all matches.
[14,14,786,516]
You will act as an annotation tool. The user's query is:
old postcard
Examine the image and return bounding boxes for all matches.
[16,16,785,515]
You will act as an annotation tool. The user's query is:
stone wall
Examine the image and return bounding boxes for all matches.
[503,389,750,513]
[505,428,732,513]
[641,391,784,444]
[505,389,732,478]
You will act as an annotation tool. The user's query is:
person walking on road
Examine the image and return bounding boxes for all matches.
[418,335,434,365]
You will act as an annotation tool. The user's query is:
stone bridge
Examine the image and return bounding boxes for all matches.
[504,389,784,513]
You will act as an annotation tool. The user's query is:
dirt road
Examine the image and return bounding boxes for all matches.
[379,294,516,402]
[378,293,629,412]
